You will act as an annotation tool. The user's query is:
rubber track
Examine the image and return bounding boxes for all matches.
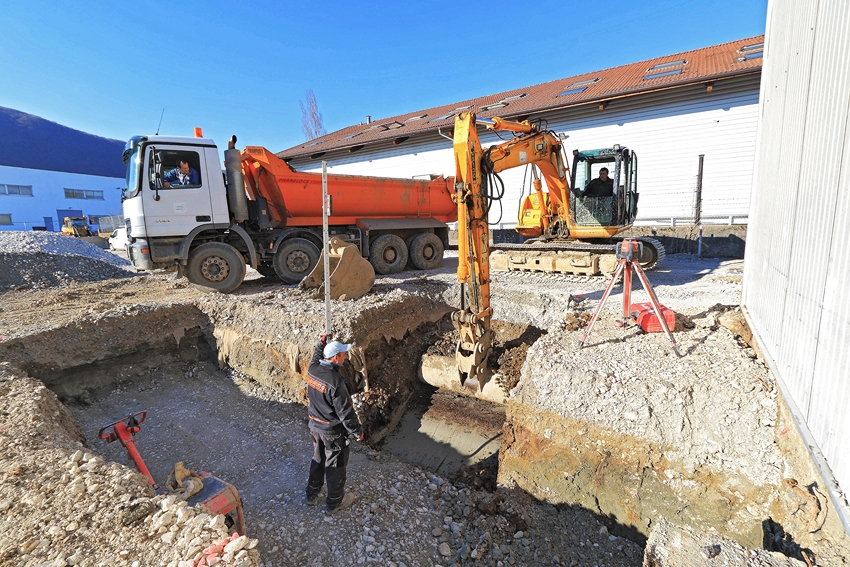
[491,237,666,273]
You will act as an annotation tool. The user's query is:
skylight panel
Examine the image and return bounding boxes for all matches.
[304,140,324,147]
[649,59,687,71]
[499,93,526,102]
[430,113,456,122]
[342,132,362,139]
[643,69,683,80]
[557,87,587,97]
[481,102,508,111]
[739,42,764,53]
[405,114,428,122]
[454,105,473,111]
[383,121,404,130]
[567,78,599,87]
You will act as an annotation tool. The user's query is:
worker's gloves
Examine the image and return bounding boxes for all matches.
[358,431,365,442]
[320,332,333,345]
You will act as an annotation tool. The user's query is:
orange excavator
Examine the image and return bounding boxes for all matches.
[451,112,663,386]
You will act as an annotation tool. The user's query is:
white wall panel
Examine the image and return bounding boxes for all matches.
[743,0,850,531]
[289,76,760,226]
[0,165,124,231]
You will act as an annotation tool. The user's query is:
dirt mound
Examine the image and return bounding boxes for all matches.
[0,252,137,290]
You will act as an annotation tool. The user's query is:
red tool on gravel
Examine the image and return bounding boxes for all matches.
[579,239,678,353]
[99,411,247,535]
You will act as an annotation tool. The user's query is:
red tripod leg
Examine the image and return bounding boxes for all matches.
[622,262,633,319]
[632,263,678,350]
[579,260,626,348]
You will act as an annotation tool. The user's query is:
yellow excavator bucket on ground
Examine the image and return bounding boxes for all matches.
[300,237,375,300]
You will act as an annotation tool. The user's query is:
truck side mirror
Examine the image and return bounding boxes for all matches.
[149,147,163,201]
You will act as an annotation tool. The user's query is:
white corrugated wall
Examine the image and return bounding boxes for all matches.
[289,75,760,226]
[743,0,850,532]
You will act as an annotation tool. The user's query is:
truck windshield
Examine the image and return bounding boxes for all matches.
[123,144,142,200]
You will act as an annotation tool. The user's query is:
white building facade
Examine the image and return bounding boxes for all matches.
[743,0,850,532]
[281,38,763,228]
[0,165,123,231]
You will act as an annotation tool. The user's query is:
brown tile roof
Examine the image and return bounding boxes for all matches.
[278,35,764,160]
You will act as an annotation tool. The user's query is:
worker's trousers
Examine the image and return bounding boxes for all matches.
[306,430,350,509]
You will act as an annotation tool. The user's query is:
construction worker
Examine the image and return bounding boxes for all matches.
[305,334,363,513]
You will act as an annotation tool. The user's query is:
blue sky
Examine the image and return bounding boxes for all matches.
[1,0,767,155]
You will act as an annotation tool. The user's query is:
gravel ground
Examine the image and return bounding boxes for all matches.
[1,233,847,566]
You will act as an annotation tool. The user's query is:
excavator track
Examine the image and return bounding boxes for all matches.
[490,237,665,276]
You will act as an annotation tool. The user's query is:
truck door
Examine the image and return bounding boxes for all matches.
[141,145,215,237]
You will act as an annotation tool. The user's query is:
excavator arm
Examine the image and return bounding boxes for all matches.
[451,113,574,388]
[452,113,493,390]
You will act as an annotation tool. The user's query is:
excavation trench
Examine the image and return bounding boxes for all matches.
[0,290,835,560]
[0,299,542,540]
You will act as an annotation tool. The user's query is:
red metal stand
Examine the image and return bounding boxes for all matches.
[579,239,677,352]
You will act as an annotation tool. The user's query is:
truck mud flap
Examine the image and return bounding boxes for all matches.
[490,250,600,276]
[300,237,375,300]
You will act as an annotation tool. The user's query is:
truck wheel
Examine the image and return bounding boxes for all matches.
[409,233,444,270]
[186,242,246,293]
[369,234,408,275]
[274,238,320,284]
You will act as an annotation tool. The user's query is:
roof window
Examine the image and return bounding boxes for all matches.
[454,105,473,111]
[383,121,404,130]
[739,42,764,53]
[737,43,765,61]
[366,124,386,131]
[342,132,361,139]
[405,114,428,122]
[648,59,687,71]
[481,102,508,111]
[304,140,324,147]
[557,86,587,97]
[643,68,683,80]
[499,93,526,102]
[430,113,456,122]
[567,78,599,87]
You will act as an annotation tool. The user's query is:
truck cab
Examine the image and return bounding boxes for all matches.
[122,135,230,271]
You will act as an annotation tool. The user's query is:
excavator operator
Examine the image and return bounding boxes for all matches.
[581,167,614,198]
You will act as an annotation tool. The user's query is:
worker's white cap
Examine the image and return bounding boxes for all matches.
[324,341,351,359]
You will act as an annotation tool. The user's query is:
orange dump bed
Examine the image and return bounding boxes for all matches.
[240,146,457,227]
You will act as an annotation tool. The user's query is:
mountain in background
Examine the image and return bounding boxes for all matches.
[0,106,125,178]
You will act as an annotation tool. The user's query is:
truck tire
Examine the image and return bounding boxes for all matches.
[274,238,320,284]
[408,233,444,270]
[186,242,246,293]
[369,234,408,275]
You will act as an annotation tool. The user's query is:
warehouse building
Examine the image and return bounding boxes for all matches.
[744,0,850,533]
[0,106,125,232]
[279,36,764,229]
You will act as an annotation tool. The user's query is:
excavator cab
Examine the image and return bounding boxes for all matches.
[571,146,638,229]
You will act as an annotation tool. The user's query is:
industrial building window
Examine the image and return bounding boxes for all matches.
[0,213,12,225]
[1,184,33,196]
[64,188,105,200]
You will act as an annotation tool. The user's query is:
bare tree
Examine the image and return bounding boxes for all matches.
[300,89,327,141]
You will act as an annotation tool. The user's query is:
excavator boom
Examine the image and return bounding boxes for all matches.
[451,113,493,390]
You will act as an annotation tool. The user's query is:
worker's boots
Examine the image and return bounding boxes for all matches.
[328,492,355,514]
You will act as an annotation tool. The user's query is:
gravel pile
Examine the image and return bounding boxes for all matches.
[0,231,134,290]
[0,362,262,567]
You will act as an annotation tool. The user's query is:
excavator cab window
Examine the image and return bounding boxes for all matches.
[149,150,203,189]
[572,152,618,227]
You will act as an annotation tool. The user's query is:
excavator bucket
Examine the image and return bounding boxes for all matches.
[300,237,375,300]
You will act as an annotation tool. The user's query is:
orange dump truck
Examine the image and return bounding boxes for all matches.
[121,133,456,293]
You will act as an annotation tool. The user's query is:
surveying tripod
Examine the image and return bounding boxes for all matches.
[578,239,677,352]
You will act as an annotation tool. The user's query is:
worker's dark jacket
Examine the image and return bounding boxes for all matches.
[307,342,362,438]
[582,177,614,197]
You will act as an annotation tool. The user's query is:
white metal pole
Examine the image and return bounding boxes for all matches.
[322,162,331,335]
